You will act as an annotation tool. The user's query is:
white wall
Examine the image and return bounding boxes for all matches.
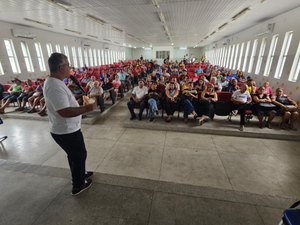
[205,6,300,104]
[0,21,126,83]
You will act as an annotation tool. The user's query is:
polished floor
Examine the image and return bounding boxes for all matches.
[0,98,299,225]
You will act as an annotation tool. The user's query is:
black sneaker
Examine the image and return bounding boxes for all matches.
[72,179,92,196]
[85,171,93,178]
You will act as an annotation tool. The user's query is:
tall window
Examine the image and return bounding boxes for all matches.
[242,41,251,72]
[237,42,245,70]
[34,42,46,71]
[0,61,4,75]
[104,51,108,64]
[274,31,293,79]
[289,41,300,82]
[78,47,84,67]
[222,47,227,67]
[101,50,104,65]
[20,41,34,72]
[4,39,21,74]
[93,49,97,66]
[123,52,126,60]
[71,47,78,68]
[83,49,89,67]
[64,45,70,62]
[46,43,53,57]
[55,44,61,53]
[88,48,93,66]
[264,34,279,76]
[255,38,267,75]
[97,49,101,65]
[233,44,239,70]
[229,45,235,69]
[218,48,223,66]
[111,50,114,63]
[225,45,231,68]
[248,39,258,73]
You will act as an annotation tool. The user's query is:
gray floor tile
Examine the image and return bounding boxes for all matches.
[256,206,284,225]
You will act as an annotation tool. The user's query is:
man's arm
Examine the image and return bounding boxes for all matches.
[57,102,96,118]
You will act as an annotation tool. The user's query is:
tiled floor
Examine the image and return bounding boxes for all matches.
[0,98,299,225]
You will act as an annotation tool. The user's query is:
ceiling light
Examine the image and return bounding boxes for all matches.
[144,47,151,50]
[112,26,123,33]
[232,8,250,21]
[210,31,216,36]
[204,36,209,39]
[86,14,106,25]
[218,23,228,30]
[152,0,160,8]
[64,28,81,35]
[171,43,174,46]
[48,0,72,12]
[24,18,53,28]
[87,34,98,39]
[158,12,166,23]
[103,38,111,42]
[180,47,187,50]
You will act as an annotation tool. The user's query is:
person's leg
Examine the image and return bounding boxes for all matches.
[51,130,87,189]
[280,111,291,129]
[138,99,146,120]
[289,111,299,130]
[127,99,136,119]
[109,90,115,104]
[97,96,105,112]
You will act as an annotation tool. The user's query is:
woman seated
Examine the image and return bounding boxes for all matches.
[194,77,206,92]
[253,86,276,128]
[165,81,179,122]
[271,88,298,130]
[16,79,36,111]
[181,81,198,123]
[0,78,22,114]
[147,81,161,122]
[27,79,44,113]
[197,83,218,125]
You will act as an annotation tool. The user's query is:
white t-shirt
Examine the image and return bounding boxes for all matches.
[132,86,148,99]
[232,90,251,103]
[44,77,81,134]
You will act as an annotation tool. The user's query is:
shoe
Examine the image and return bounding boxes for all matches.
[265,122,272,129]
[155,110,159,115]
[149,117,154,122]
[85,171,93,178]
[184,118,188,123]
[138,115,142,121]
[239,125,244,131]
[166,116,172,122]
[258,122,263,128]
[72,179,92,196]
[199,119,204,126]
[130,115,136,120]
[193,114,198,119]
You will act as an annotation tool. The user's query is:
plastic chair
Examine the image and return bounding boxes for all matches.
[0,117,7,143]
[279,201,300,225]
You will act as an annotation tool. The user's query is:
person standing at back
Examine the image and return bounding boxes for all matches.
[44,53,96,195]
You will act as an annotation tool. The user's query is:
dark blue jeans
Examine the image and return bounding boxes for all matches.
[51,130,87,188]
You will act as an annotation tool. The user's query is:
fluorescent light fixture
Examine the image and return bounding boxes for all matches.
[127,33,135,38]
[64,28,81,35]
[103,38,111,42]
[150,44,153,47]
[204,36,209,39]
[232,8,250,21]
[210,31,216,36]
[180,47,187,50]
[152,0,160,8]
[128,44,132,48]
[133,46,137,49]
[86,14,106,25]
[24,18,53,28]
[158,12,166,23]
[144,47,152,50]
[171,43,174,46]
[114,41,120,44]
[87,34,98,39]
[218,23,228,30]
[48,0,72,12]
[123,43,127,46]
[112,26,123,33]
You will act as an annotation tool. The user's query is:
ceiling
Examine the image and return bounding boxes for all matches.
[0,0,299,48]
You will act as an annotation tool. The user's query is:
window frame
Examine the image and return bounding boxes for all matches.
[4,39,21,74]
[20,41,34,72]
[34,42,46,72]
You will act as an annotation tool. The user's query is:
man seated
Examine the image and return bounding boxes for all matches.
[0,78,22,114]
[85,81,105,113]
[102,77,115,105]
[127,79,148,120]
[16,79,36,111]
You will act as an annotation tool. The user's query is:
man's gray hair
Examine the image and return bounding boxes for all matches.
[48,53,67,73]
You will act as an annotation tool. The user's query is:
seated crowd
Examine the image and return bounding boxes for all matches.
[0,59,299,131]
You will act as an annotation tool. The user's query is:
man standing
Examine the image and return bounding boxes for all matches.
[44,53,96,195]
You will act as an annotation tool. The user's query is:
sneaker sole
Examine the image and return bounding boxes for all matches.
[71,182,92,196]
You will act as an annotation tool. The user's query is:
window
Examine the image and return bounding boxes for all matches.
[218,48,224,66]
[64,45,70,61]
[225,45,231,68]
[264,34,278,76]
[93,49,97,66]
[4,39,21,74]
[242,41,251,72]
[104,50,108,64]
[46,43,53,57]
[97,49,101,65]
[55,44,61,53]
[78,47,84,67]
[34,42,46,71]
[0,61,4,75]
[83,49,89,67]
[107,50,111,64]
[237,42,245,70]
[222,47,227,67]
[156,51,169,59]
[289,41,300,82]
[101,50,105,65]
[71,47,78,68]
[255,38,267,75]
[248,39,258,73]
[88,49,93,66]
[111,50,114,63]
[21,41,34,72]
[274,31,293,79]
[233,44,239,70]
[123,52,125,60]
[229,45,235,69]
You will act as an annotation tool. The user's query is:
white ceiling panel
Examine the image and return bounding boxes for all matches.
[0,0,299,47]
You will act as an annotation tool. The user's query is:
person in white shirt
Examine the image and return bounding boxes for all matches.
[44,53,96,195]
[127,79,148,120]
[231,83,252,131]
